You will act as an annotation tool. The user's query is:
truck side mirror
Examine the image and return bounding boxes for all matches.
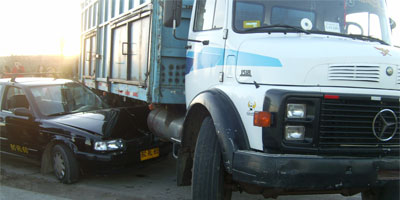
[389,18,396,30]
[163,0,182,28]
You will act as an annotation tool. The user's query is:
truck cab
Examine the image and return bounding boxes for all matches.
[167,0,399,199]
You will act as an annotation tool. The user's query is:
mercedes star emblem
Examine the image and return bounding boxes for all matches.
[372,109,398,142]
[386,66,394,76]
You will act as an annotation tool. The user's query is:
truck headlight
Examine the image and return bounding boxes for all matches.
[287,104,306,118]
[94,139,125,151]
[285,126,305,140]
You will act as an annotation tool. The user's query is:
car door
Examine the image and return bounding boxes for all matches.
[2,86,41,159]
[0,84,8,152]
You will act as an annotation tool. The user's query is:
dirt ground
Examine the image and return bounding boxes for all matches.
[0,153,361,200]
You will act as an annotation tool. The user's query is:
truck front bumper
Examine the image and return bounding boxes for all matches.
[232,150,400,191]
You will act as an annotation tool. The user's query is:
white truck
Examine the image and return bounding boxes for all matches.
[79,0,400,199]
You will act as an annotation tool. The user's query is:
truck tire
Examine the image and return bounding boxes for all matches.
[361,181,399,200]
[52,144,79,184]
[192,117,232,200]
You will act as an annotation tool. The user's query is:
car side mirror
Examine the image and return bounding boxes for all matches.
[13,107,33,119]
[163,0,182,28]
[390,18,396,30]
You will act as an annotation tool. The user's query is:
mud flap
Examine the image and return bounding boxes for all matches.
[176,148,193,186]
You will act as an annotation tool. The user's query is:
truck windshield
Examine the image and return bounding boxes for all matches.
[233,0,391,45]
[30,83,108,116]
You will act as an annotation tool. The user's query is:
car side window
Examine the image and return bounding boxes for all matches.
[3,86,30,111]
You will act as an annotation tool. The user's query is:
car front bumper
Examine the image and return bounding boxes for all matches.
[75,141,171,166]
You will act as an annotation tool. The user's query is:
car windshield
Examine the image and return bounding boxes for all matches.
[234,0,391,45]
[30,82,108,116]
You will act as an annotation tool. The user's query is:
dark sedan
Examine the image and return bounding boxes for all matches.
[0,77,169,183]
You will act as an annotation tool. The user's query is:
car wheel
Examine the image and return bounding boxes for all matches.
[52,144,79,184]
[192,117,232,200]
[362,181,399,200]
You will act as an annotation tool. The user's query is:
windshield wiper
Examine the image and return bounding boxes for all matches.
[244,24,310,34]
[348,34,389,45]
[48,111,71,117]
[306,30,389,45]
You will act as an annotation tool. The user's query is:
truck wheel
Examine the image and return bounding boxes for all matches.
[192,117,232,200]
[52,144,79,184]
[362,181,399,200]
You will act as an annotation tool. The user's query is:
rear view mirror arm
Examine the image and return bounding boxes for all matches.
[172,20,209,45]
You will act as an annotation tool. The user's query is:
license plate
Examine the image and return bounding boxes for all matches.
[140,147,160,161]
[378,170,400,181]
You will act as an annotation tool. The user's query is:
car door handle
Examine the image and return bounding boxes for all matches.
[0,117,5,126]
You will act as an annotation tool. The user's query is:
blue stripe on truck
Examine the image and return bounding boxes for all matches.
[186,47,282,75]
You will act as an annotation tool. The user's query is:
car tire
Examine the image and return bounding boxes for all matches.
[362,181,400,200]
[192,117,232,200]
[52,144,79,184]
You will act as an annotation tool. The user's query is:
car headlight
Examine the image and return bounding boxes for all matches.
[287,104,306,118]
[94,139,125,151]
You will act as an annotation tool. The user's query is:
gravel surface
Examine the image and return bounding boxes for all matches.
[0,153,360,200]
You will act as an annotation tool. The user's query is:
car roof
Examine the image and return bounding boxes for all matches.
[0,77,74,87]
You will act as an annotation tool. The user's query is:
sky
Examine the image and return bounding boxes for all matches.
[0,0,81,56]
[0,0,399,56]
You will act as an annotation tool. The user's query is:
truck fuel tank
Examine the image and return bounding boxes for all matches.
[147,108,185,143]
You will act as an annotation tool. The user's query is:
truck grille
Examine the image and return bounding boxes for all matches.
[319,98,400,148]
[397,66,400,84]
[328,65,380,82]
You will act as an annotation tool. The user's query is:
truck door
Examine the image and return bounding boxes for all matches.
[185,0,227,102]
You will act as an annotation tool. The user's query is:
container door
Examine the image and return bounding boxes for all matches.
[110,14,151,85]
[111,24,128,80]
[83,35,97,77]
[129,15,151,85]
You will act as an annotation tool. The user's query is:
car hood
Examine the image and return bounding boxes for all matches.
[47,108,147,140]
